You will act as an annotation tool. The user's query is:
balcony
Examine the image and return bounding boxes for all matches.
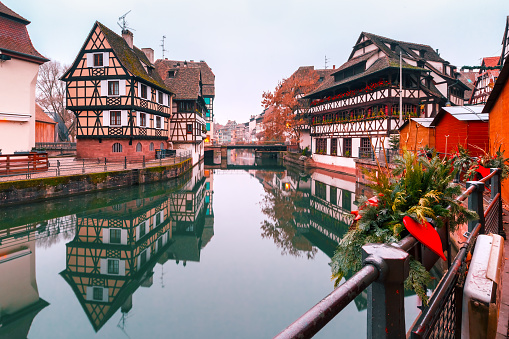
[307,84,425,115]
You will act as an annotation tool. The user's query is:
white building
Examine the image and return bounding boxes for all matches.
[0,2,48,154]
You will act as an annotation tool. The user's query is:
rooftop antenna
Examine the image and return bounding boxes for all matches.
[160,35,168,59]
[324,55,329,69]
[117,10,135,33]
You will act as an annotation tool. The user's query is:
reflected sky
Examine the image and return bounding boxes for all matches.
[0,153,423,338]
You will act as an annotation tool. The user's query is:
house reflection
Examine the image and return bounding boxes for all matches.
[60,164,214,332]
[0,223,49,339]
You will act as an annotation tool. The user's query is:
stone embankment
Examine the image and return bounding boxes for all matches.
[0,158,192,206]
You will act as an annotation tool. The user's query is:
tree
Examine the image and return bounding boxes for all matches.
[36,60,75,141]
[261,67,321,143]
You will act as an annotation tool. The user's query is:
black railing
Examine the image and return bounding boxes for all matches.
[275,168,504,339]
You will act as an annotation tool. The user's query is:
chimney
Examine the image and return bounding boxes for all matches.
[141,48,154,64]
[122,30,134,49]
[333,65,335,69]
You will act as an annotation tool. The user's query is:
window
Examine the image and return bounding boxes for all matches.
[342,190,352,212]
[206,123,210,131]
[150,142,154,151]
[187,124,193,134]
[93,287,103,301]
[140,113,146,127]
[360,138,371,158]
[315,181,326,200]
[158,237,163,249]
[108,259,119,274]
[330,186,337,205]
[331,138,338,156]
[155,212,161,225]
[156,116,161,128]
[315,138,326,154]
[136,143,142,152]
[110,111,121,126]
[108,81,119,96]
[158,91,163,104]
[168,70,175,78]
[206,111,210,118]
[93,53,103,67]
[186,199,193,211]
[205,182,210,190]
[141,84,148,99]
[160,142,164,150]
[110,229,121,244]
[139,222,147,238]
[112,142,122,153]
[343,138,352,157]
[140,250,147,266]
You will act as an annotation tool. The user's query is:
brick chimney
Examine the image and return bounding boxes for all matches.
[122,29,133,49]
[142,48,154,64]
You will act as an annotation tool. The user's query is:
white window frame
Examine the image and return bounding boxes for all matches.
[87,52,109,68]
[101,79,126,97]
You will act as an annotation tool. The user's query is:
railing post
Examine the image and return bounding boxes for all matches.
[490,168,505,238]
[82,159,85,174]
[362,243,410,339]
[143,155,146,168]
[57,160,60,176]
[104,158,107,172]
[124,156,127,169]
[466,181,485,234]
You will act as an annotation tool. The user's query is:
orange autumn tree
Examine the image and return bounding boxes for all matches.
[261,67,322,143]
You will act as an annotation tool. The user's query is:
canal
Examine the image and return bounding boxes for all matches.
[0,150,422,338]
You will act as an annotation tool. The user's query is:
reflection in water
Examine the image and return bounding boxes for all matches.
[59,165,214,332]
[0,164,214,335]
[0,223,49,339]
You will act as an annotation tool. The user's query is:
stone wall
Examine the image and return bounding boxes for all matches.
[0,158,192,206]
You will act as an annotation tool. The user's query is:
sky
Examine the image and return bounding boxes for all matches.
[7,0,509,125]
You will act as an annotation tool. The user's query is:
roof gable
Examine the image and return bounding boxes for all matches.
[431,105,487,126]
[0,2,47,63]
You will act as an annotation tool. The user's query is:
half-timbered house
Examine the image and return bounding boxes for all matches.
[155,60,207,164]
[303,32,469,170]
[0,2,48,154]
[469,57,501,105]
[62,22,173,160]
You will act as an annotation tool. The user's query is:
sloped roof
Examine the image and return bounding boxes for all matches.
[483,54,509,113]
[0,2,47,62]
[411,118,434,128]
[431,105,487,126]
[482,56,500,68]
[358,32,445,63]
[35,104,56,124]
[96,22,170,92]
[0,1,29,24]
[158,59,215,96]
[155,60,202,100]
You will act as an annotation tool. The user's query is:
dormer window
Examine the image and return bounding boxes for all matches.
[94,53,103,67]
[168,70,175,78]
[318,77,324,83]
[390,43,397,51]
[419,50,426,58]
[417,60,425,68]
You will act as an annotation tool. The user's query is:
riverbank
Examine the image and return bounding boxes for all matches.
[0,157,193,206]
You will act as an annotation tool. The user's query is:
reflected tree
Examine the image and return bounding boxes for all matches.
[259,172,317,259]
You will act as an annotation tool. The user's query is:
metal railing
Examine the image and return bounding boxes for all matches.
[275,168,504,339]
[35,142,76,151]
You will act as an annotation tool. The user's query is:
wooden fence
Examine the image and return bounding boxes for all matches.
[0,152,49,175]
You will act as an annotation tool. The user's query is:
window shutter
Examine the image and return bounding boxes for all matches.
[119,80,126,96]
[121,111,128,126]
[100,80,108,96]
[136,112,140,126]
[103,52,110,67]
[103,111,110,127]
[86,53,93,67]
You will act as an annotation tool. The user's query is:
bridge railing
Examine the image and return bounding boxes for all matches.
[274,168,504,339]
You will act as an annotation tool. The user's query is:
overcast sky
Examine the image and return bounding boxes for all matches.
[8,0,509,124]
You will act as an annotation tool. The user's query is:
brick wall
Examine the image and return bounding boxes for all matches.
[77,139,169,160]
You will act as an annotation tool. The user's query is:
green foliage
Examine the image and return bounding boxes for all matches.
[388,134,400,151]
[331,150,477,303]
[302,146,310,156]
